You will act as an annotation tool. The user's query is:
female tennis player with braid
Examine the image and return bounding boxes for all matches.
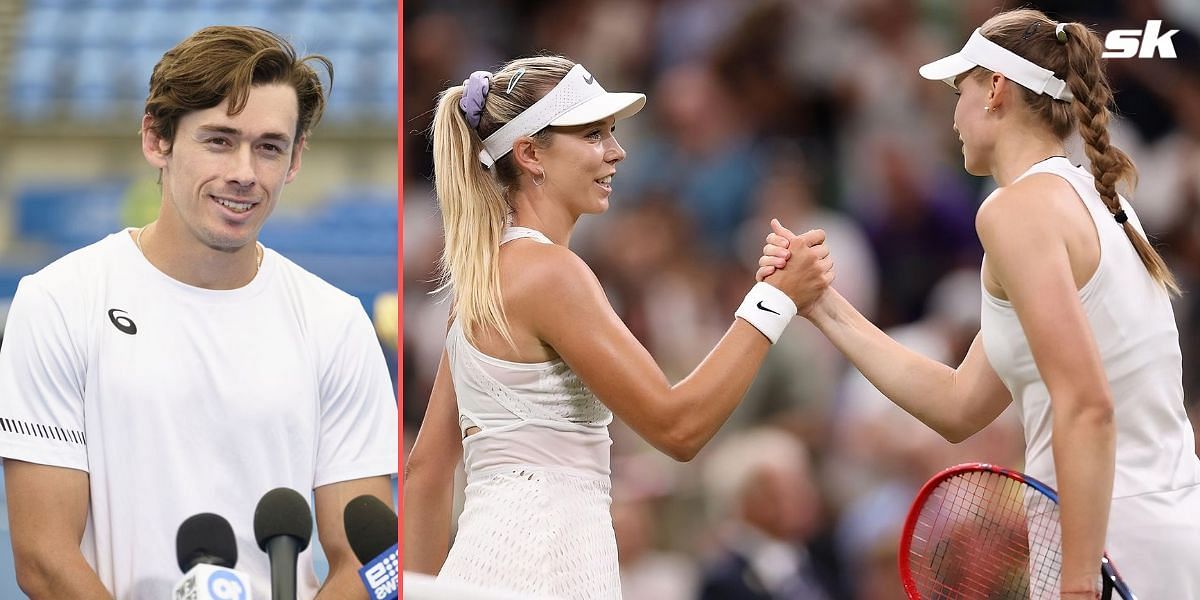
[404,55,832,599]
[760,9,1200,598]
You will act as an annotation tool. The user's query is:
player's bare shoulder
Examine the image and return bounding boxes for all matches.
[976,173,1078,239]
[498,239,601,314]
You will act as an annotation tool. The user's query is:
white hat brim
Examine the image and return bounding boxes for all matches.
[918,53,977,88]
[549,92,647,127]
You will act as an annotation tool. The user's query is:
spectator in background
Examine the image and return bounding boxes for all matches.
[828,0,950,217]
[611,456,697,600]
[699,427,845,600]
[587,195,728,380]
[623,62,766,259]
[833,482,911,600]
[0,27,397,599]
[858,138,981,327]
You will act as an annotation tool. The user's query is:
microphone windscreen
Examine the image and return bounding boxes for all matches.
[343,495,398,564]
[253,487,314,552]
[176,513,238,572]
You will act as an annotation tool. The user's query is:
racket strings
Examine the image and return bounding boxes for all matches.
[907,471,1062,599]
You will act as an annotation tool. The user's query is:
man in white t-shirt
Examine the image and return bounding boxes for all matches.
[0,26,397,599]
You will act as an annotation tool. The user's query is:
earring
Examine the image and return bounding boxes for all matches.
[984,105,993,112]
[532,168,546,186]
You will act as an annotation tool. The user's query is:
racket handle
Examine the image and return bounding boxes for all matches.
[1100,556,1136,600]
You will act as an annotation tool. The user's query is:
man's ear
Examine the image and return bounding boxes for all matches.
[510,136,542,179]
[141,114,170,169]
[285,134,305,184]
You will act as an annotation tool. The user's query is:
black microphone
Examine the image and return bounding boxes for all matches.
[343,495,398,564]
[175,513,253,599]
[177,513,239,571]
[343,495,399,599]
[253,488,313,600]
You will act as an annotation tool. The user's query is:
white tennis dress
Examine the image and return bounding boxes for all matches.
[437,227,621,599]
[981,157,1200,598]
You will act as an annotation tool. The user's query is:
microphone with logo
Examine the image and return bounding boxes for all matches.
[173,513,253,600]
[343,495,398,600]
[253,488,313,600]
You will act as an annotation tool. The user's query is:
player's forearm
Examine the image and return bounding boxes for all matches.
[658,320,772,461]
[1052,395,1115,592]
[14,550,112,600]
[401,465,454,574]
[806,289,969,440]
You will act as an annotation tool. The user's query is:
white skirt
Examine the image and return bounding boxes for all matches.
[438,466,621,599]
[1104,483,1200,598]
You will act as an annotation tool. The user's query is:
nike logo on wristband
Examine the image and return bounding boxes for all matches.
[756,301,781,315]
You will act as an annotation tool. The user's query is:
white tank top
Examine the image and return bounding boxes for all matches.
[980,157,1200,497]
[446,226,613,478]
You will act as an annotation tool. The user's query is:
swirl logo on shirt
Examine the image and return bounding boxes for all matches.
[107,309,137,335]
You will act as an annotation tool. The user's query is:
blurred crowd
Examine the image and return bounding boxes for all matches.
[403,0,1200,597]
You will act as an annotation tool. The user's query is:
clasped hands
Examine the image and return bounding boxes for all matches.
[754,218,834,316]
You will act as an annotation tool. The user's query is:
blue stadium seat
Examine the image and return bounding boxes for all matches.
[20,7,68,48]
[26,0,88,10]
[0,269,30,303]
[70,47,125,119]
[15,183,129,253]
[6,2,396,123]
[78,7,128,47]
[10,45,57,88]
[258,191,396,309]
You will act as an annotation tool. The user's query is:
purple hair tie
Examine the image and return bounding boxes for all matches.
[459,70,492,129]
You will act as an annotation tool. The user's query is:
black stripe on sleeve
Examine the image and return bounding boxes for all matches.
[0,418,86,446]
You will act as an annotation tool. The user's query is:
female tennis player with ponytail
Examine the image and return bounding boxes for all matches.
[404,55,832,599]
[760,9,1200,598]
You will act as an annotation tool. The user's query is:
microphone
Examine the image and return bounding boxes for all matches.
[253,488,313,600]
[173,513,253,600]
[343,495,398,600]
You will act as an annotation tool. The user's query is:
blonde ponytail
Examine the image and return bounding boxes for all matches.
[431,85,514,347]
[430,56,576,347]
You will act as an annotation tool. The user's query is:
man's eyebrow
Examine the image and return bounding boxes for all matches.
[196,124,292,143]
[196,124,240,136]
[260,131,292,144]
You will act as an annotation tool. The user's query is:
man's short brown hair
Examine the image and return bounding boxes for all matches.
[144,26,332,149]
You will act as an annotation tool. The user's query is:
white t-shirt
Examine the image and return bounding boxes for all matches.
[0,230,398,600]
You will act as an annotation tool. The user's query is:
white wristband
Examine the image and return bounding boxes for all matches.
[734,282,797,344]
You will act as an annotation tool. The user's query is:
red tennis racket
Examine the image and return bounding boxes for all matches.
[899,463,1135,599]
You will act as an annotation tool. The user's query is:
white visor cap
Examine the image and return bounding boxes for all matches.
[479,63,646,167]
[918,28,1074,102]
